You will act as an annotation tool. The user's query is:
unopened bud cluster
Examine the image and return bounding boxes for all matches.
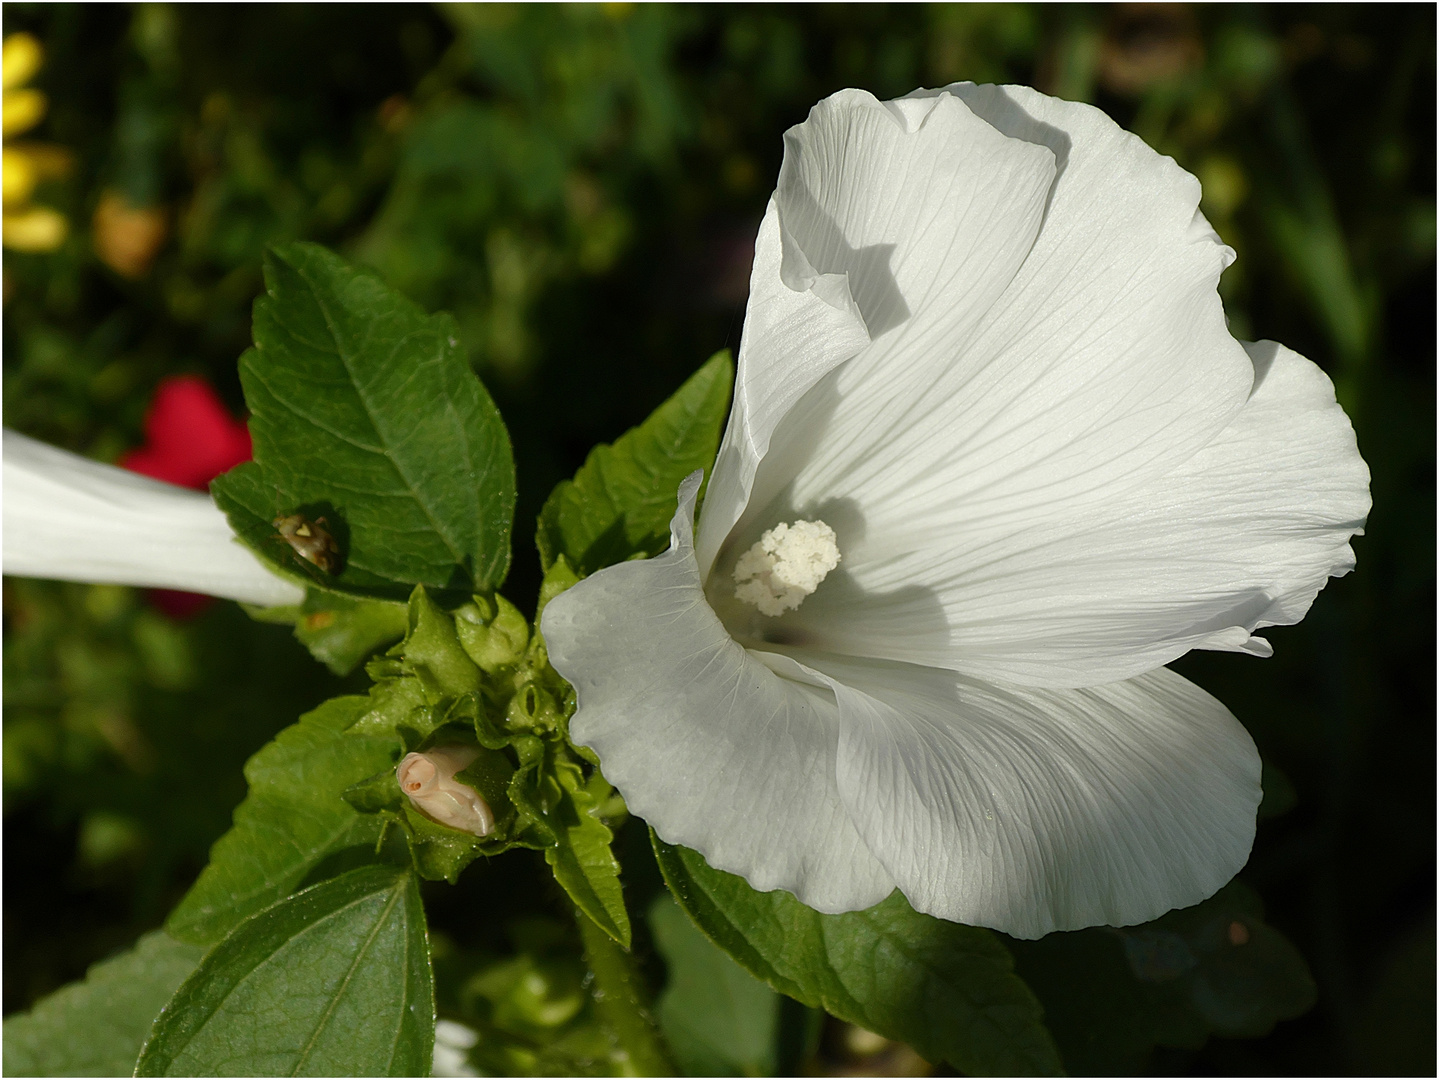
[382,584,570,844]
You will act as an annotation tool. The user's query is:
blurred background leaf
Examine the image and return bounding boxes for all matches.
[3,929,205,1077]
[650,893,781,1077]
[3,4,1432,1075]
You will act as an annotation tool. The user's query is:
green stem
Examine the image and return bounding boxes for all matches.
[575,903,677,1076]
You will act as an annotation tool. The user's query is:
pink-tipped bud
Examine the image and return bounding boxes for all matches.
[396,745,495,837]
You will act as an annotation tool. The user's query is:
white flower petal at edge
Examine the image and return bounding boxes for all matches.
[814,654,1257,940]
[543,83,1370,938]
[3,429,302,606]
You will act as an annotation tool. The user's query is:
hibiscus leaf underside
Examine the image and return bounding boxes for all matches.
[214,241,516,601]
[653,835,1064,1076]
[136,866,433,1078]
[2,931,206,1077]
[537,349,732,575]
[166,695,401,946]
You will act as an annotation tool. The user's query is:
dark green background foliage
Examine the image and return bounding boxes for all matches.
[3,4,1432,1076]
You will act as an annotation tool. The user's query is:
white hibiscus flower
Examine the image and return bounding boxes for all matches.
[540,85,1370,938]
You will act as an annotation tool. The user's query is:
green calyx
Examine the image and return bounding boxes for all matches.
[332,582,627,942]
[455,593,531,673]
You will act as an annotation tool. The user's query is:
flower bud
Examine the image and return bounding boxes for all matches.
[396,745,494,837]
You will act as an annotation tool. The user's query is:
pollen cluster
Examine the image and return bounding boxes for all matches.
[733,519,841,616]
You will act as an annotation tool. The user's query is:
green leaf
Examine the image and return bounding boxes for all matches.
[545,782,630,949]
[3,931,207,1077]
[137,866,434,1077]
[654,836,1062,1077]
[650,894,780,1077]
[294,594,409,675]
[537,349,732,574]
[1257,757,1298,820]
[513,755,631,947]
[213,241,516,600]
[1006,880,1317,1075]
[167,695,401,945]
[349,666,431,736]
[247,591,409,676]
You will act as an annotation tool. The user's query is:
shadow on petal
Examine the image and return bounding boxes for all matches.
[777,143,912,337]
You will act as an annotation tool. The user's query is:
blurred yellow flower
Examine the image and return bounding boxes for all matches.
[2,31,70,253]
[2,32,42,93]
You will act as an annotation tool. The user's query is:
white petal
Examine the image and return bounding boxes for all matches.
[3,430,303,606]
[791,650,1260,939]
[822,80,1254,514]
[924,338,1369,684]
[697,87,1057,577]
[695,199,871,580]
[769,339,1368,687]
[741,83,1253,556]
[543,474,894,913]
[724,86,1329,685]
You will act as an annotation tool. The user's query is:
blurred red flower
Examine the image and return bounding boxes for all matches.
[119,375,252,489]
[120,375,253,618]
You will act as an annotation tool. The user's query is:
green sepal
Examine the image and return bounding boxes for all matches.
[531,554,589,758]
[506,678,563,734]
[536,554,582,621]
[448,690,518,751]
[393,707,450,750]
[347,671,429,735]
[401,584,483,699]
[396,803,488,884]
[455,744,520,831]
[342,767,406,815]
[455,593,531,673]
[364,655,407,682]
[581,768,627,822]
